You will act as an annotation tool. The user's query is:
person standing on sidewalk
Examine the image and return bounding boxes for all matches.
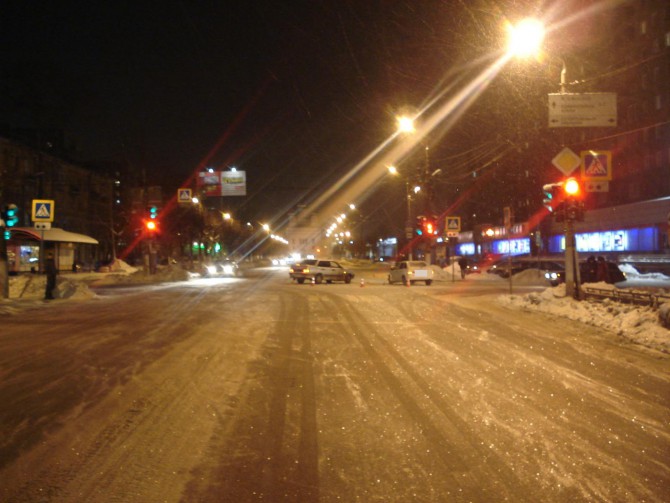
[44,251,58,300]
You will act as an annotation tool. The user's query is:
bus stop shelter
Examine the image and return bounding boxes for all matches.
[7,227,99,273]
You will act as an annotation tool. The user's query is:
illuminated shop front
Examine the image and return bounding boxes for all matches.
[548,227,658,254]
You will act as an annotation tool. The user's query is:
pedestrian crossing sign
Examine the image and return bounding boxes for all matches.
[177,188,192,203]
[32,199,55,222]
[446,216,461,232]
[581,150,612,181]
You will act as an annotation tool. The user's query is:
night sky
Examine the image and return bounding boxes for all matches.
[2,1,583,232]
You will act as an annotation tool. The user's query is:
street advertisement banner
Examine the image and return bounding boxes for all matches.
[221,170,246,196]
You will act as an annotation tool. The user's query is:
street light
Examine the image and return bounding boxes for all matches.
[506,18,545,59]
[396,115,416,134]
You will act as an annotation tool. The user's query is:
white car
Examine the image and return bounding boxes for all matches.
[289,259,354,284]
[388,261,434,286]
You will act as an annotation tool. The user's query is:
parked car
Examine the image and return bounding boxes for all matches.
[545,259,626,286]
[289,259,354,284]
[388,260,434,286]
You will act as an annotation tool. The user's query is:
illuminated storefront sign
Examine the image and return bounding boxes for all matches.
[549,227,657,253]
[457,243,476,256]
[492,238,531,256]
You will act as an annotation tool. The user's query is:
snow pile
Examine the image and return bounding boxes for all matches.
[6,274,95,301]
[499,283,670,353]
[108,259,138,273]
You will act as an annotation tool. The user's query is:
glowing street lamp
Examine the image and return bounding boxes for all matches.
[506,18,545,59]
[396,115,416,134]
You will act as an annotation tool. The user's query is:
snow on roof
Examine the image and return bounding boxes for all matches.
[10,227,99,244]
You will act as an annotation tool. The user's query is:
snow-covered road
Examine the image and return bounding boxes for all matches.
[0,267,668,502]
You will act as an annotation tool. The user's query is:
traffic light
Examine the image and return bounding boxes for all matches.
[424,219,436,236]
[563,177,585,222]
[415,216,424,235]
[147,205,159,220]
[1,204,19,228]
[145,219,158,232]
[564,178,580,197]
[542,183,562,212]
[542,178,584,222]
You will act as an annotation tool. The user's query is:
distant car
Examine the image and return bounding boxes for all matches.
[203,259,240,277]
[388,260,434,285]
[488,258,564,279]
[289,259,354,284]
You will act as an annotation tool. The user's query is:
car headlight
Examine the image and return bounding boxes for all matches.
[206,265,217,275]
[222,265,234,275]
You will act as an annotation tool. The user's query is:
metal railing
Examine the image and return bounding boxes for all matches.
[583,287,670,309]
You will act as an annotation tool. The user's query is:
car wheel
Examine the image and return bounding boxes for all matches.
[402,275,408,285]
[297,278,305,284]
[344,274,352,284]
[315,274,323,284]
[387,275,393,284]
[425,280,432,286]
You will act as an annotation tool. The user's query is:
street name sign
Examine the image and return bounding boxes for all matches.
[32,199,55,222]
[548,93,617,128]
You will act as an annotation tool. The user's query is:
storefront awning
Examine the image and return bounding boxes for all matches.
[10,227,99,244]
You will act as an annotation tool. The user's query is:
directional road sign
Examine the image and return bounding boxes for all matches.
[32,199,55,222]
[548,93,617,128]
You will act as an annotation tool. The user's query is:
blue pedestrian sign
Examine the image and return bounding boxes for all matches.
[177,188,193,203]
[32,199,55,222]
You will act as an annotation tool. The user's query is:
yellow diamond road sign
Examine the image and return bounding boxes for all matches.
[551,147,581,176]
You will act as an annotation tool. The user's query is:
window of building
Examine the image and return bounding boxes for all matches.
[640,20,647,35]
[665,31,670,47]
[656,95,662,110]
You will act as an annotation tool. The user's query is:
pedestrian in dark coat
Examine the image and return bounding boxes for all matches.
[45,252,58,300]
[596,256,610,283]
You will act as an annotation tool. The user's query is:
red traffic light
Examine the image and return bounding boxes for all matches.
[145,220,158,232]
[564,178,581,196]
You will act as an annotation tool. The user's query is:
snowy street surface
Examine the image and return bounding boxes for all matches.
[0,265,668,502]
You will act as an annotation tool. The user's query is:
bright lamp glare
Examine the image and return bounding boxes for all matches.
[507,18,545,58]
[397,116,415,134]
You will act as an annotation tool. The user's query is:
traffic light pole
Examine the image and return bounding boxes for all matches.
[0,226,8,299]
[564,218,583,299]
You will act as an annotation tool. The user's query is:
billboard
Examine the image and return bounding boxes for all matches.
[221,170,246,196]
[197,170,247,197]
[197,171,222,197]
